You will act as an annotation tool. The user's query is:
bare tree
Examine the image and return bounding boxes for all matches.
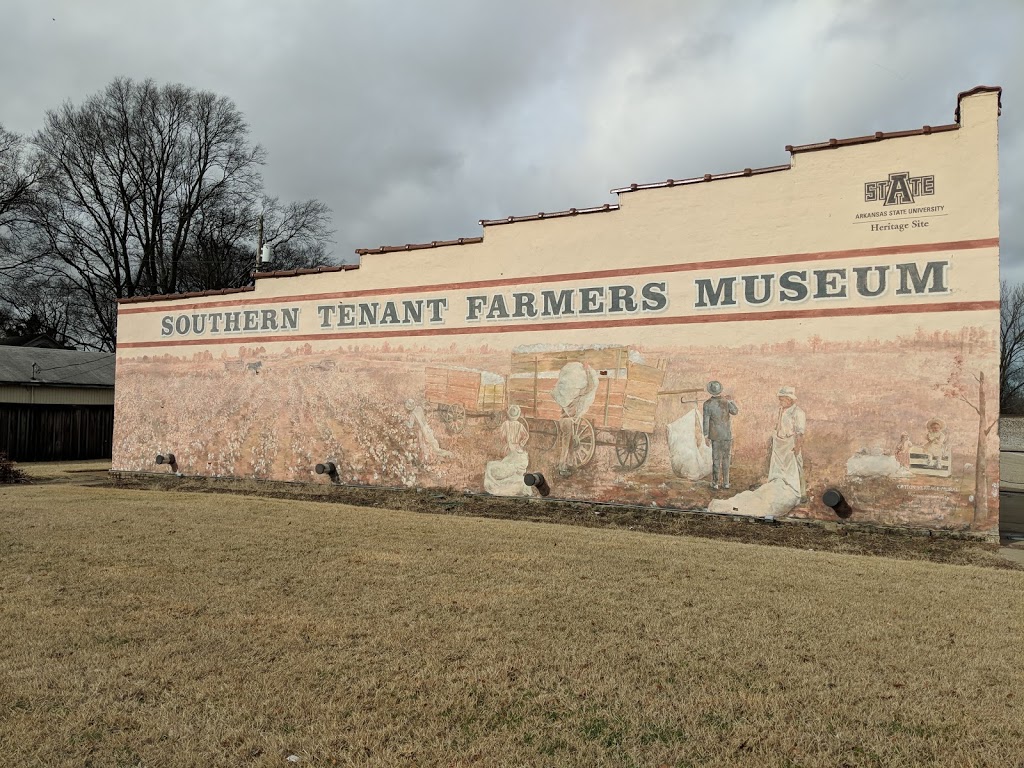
[0,275,100,349]
[36,77,266,293]
[1000,280,1024,414]
[0,124,51,342]
[0,124,44,275]
[27,77,334,349]
[176,196,333,293]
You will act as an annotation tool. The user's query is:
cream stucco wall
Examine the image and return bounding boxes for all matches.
[116,92,999,352]
[111,89,1002,535]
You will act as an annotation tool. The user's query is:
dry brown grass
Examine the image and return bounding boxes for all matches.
[24,460,111,479]
[111,472,1018,571]
[2,482,1023,767]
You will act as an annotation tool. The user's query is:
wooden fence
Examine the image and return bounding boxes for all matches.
[0,404,114,462]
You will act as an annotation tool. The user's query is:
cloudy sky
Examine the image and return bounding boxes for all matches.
[3,0,1021,278]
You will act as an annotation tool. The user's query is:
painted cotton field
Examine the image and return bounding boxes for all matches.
[114,327,998,532]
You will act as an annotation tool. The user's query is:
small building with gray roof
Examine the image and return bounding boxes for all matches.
[0,346,115,461]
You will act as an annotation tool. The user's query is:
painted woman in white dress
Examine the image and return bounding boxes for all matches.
[484,405,533,497]
[768,386,806,499]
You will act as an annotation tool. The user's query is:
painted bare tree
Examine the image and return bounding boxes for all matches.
[941,353,998,527]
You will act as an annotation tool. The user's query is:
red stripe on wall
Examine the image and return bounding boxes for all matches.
[117,237,1000,315]
[117,300,1000,350]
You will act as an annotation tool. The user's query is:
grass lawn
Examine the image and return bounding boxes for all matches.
[1,480,1022,767]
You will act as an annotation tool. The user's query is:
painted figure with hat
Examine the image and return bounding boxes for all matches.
[702,380,739,490]
[768,386,806,500]
[895,432,913,468]
[923,418,948,467]
[484,405,533,496]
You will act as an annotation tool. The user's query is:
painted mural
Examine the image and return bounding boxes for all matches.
[111,87,1003,535]
[113,322,1000,532]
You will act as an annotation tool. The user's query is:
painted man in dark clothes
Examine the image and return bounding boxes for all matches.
[702,380,739,490]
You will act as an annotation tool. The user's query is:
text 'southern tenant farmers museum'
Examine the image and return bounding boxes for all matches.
[112,86,1003,536]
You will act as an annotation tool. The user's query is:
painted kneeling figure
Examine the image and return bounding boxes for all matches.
[484,405,534,497]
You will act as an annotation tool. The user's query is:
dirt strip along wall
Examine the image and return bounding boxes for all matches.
[112,88,1002,535]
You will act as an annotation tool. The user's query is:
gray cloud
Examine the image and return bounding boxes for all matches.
[2,0,1021,279]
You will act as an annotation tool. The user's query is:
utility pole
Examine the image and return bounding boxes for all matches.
[255,213,264,276]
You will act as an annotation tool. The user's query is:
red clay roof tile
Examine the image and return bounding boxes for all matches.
[610,164,790,195]
[955,85,1002,122]
[353,237,483,255]
[117,286,256,305]
[479,203,619,226]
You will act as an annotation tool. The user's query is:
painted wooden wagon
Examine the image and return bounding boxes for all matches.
[506,345,667,472]
[424,366,507,434]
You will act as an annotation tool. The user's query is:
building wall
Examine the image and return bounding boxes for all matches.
[0,385,115,406]
[112,89,1002,535]
[0,404,114,461]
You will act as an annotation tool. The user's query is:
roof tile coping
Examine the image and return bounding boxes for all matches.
[955,84,1002,122]
[255,264,360,279]
[479,203,620,227]
[353,236,483,255]
[118,285,256,305]
[610,165,790,195]
[785,85,1000,155]
[614,84,1002,193]
[784,123,960,154]
[116,265,363,304]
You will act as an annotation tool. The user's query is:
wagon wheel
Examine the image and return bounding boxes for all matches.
[440,403,467,434]
[566,417,596,470]
[486,411,504,430]
[615,430,650,470]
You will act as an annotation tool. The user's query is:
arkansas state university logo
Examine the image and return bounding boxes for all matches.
[864,172,935,206]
